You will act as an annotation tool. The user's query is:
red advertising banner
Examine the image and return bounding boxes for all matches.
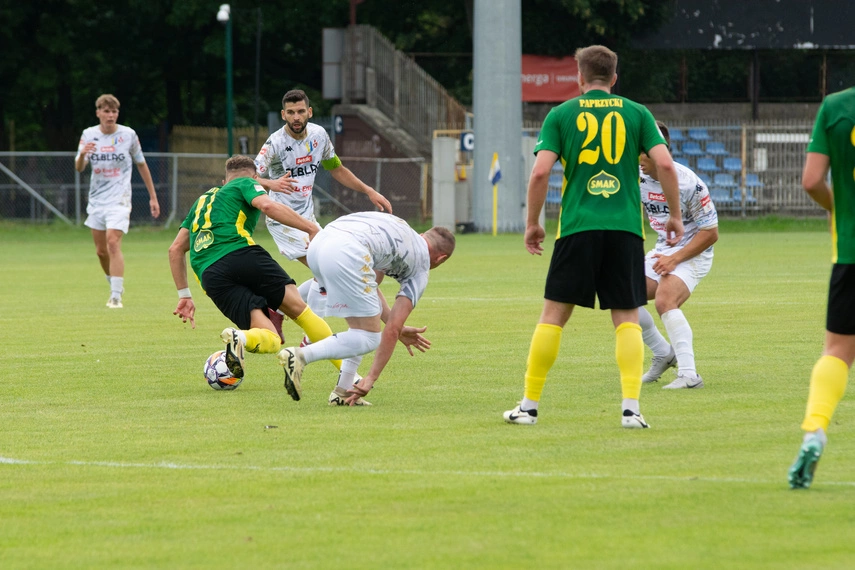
[521,55,580,102]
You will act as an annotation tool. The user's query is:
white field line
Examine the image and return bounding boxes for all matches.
[2,456,853,487]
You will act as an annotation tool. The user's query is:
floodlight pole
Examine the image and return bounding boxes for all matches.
[218,4,234,156]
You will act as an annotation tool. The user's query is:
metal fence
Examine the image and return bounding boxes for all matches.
[432,120,824,219]
[0,153,427,226]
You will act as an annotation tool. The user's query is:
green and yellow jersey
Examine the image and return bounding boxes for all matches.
[807,86,855,264]
[535,90,666,240]
[180,177,268,279]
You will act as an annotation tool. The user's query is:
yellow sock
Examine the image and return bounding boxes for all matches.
[293,307,341,371]
[615,322,643,400]
[801,355,849,432]
[244,328,282,354]
[523,323,562,402]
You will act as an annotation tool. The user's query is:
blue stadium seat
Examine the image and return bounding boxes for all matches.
[698,172,712,187]
[723,157,742,172]
[669,128,685,142]
[674,156,690,167]
[696,157,720,172]
[682,141,704,156]
[546,189,562,204]
[745,173,764,188]
[705,141,729,155]
[710,188,733,207]
[689,128,711,140]
[713,173,738,188]
[670,142,681,156]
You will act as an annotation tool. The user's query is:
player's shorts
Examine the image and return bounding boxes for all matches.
[266,216,322,261]
[201,246,296,330]
[545,230,647,310]
[645,247,713,293]
[306,228,381,319]
[84,204,131,233]
[826,264,855,334]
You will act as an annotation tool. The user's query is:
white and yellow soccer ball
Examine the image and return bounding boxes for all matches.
[204,350,243,390]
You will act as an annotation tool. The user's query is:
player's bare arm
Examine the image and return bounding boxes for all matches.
[136,161,160,218]
[75,142,96,172]
[649,144,685,244]
[652,227,718,275]
[330,165,393,213]
[524,150,557,255]
[802,152,833,211]
[168,227,196,328]
[251,194,319,238]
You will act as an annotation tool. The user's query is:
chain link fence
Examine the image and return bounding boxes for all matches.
[0,153,427,226]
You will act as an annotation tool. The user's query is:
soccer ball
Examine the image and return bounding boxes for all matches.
[204,350,243,390]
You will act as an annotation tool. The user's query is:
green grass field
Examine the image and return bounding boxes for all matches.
[1,218,853,569]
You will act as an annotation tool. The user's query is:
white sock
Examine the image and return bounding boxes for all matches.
[521,398,539,411]
[306,280,327,317]
[804,428,827,446]
[110,277,124,298]
[622,398,640,414]
[105,274,112,285]
[302,329,381,364]
[639,306,673,357]
[336,357,363,391]
[661,309,695,375]
[297,279,313,302]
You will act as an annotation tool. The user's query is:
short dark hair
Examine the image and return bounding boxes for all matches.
[282,89,310,108]
[575,45,617,84]
[425,226,456,258]
[655,120,671,149]
[225,155,257,175]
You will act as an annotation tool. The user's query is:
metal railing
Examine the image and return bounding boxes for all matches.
[0,152,427,225]
[341,25,467,152]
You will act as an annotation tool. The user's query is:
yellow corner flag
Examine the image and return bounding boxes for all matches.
[488,153,501,236]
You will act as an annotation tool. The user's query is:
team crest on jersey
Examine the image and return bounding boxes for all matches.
[194,229,214,252]
[587,171,620,197]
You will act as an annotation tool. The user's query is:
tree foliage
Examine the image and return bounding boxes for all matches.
[2,0,672,151]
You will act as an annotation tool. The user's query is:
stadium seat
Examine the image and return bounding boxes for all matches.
[674,156,690,167]
[745,173,765,188]
[670,142,681,156]
[698,172,712,187]
[723,157,742,172]
[705,141,729,155]
[545,189,562,204]
[696,157,720,172]
[669,128,685,141]
[710,188,733,207]
[682,141,704,156]
[689,128,711,140]
[713,173,738,188]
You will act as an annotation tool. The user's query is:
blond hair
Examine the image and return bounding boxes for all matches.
[95,94,120,110]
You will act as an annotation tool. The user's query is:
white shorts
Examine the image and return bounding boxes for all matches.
[306,229,380,319]
[84,205,131,233]
[266,216,322,260]
[645,247,713,294]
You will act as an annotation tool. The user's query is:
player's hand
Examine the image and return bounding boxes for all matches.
[173,298,196,329]
[525,224,545,255]
[664,216,684,246]
[268,174,298,194]
[150,198,161,218]
[345,377,375,406]
[398,325,430,355]
[83,142,97,155]
[651,253,678,275]
[368,189,393,213]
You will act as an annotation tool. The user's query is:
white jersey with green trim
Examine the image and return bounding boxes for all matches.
[254,122,335,220]
[76,124,145,209]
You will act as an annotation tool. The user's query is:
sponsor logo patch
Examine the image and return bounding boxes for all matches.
[649,192,666,202]
[296,155,312,165]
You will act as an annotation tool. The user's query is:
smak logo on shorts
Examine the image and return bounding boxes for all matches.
[648,192,666,202]
[296,155,312,165]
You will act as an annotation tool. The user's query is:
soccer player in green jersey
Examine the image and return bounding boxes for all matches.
[168,156,344,397]
[789,86,855,489]
[503,45,684,428]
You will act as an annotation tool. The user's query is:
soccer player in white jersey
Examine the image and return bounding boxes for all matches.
[74,94,160,309]
[254,89,392,317]
[276,212,455,405]
[638,121,718,389]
